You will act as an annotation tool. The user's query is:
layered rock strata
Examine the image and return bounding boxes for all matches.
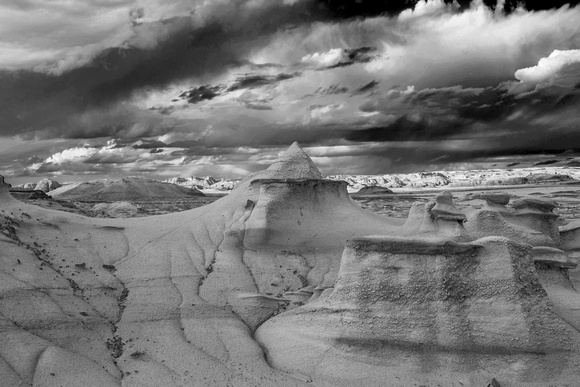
[257,235,580,386]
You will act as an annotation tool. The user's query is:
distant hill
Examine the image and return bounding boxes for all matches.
[49,177,204,201]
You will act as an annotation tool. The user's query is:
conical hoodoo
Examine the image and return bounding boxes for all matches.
[239,141,400,251]
[198,142,399,329]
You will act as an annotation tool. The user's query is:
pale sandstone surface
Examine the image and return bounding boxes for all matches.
[1,146,580,387]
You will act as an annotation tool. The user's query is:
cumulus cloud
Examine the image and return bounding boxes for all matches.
[508,49,580,95]
[515,49,580,84]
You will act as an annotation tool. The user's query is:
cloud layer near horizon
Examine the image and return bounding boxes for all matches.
[1,0,580,181]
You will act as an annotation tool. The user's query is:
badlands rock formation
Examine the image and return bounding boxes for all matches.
[1,146,580,386]
[256,190,580,386]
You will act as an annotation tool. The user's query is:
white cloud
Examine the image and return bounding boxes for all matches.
[301,49,345,68]
[45,146,97,165]
[506,49,580,96]
[514,49,580,84]
[251,0,580,91]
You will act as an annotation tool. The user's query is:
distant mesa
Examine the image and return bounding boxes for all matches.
[49,176,205,201]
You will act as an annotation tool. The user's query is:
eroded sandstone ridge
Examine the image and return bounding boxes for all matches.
[1,145,579,386]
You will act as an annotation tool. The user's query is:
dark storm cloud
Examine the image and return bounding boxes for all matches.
[132,140,169,149]
[343,115,465,142]
[316,0,421,18]
[179,85,226,104]
[353,80,380,95]
[0,1,323,140]
[227,72,300,92]
[302,84,349,98]
[318,0,580,18]
[325,46,377,68]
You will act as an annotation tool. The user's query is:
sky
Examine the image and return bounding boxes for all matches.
[1,0,580,184]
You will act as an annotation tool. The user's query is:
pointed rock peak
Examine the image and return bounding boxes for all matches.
[265,142,323,180]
